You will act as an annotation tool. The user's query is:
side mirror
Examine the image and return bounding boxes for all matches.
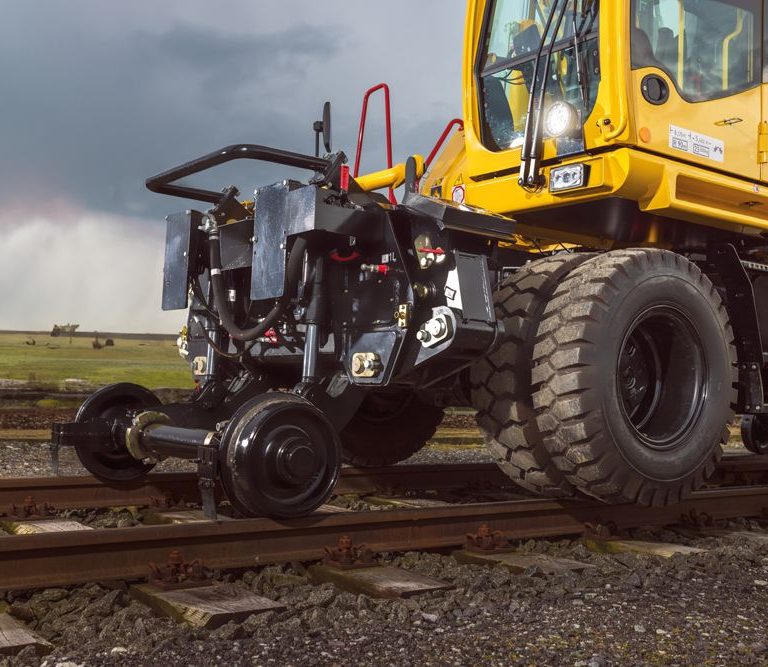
[322,102,332,153]
[313,101,332,157]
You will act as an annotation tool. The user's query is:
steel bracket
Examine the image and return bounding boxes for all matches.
[196,443,219,520]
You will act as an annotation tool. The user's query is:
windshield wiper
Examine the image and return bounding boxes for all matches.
[574,0,598,106]
[573,11,586,106]
[519,0,571,190]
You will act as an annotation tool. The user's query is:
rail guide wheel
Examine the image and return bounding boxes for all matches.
[73,382,161,482]
[219,393,341,518]
[339,390,444,467]
[741,414,768,455]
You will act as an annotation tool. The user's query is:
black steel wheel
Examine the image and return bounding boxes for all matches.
[533,249,736,506]
[741,414,768,455]
[219,393,341,518]
[74,382,160,482]
[339,390,444,467]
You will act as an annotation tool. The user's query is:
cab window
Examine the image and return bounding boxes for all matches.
[478,0,599,151]
[632,0,761,102]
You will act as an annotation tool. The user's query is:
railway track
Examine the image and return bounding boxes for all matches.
[2,454,768,591]
[0,463,516,513]
[1,452,764,513]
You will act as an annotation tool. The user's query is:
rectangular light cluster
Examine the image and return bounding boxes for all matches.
[549,163,586,193]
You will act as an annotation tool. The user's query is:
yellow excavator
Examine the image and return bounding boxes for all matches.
[53,0,768,517]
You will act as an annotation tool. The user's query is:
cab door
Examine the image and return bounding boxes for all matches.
[632,0,762,182]
[761,2,768,182]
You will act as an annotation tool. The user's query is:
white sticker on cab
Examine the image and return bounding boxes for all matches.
[668,125,724,163]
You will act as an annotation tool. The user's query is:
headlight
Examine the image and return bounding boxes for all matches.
[544,101,578,138]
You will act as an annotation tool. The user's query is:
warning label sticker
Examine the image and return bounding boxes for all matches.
[669,125,724,163]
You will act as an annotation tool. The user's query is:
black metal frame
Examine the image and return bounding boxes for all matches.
[146,144,331,205]
[706,243,766,413]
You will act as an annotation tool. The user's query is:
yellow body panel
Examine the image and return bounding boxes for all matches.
[411,1,768,248]
[470,148,768,243]
[631,68,760,181]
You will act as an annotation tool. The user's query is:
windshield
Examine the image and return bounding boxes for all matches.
[478,0,600,152]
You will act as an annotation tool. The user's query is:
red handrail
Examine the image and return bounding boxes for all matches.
[354,83,395,204]
[425,118,464,169]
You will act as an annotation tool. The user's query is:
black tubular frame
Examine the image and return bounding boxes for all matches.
[146,144,331,204]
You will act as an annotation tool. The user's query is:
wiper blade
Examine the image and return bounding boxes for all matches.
[518,1,560,187]
[572,11,586,106]
[519,0,571,190]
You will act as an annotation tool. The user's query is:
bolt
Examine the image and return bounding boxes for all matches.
[426,318,447,338]
[352,357,366,375]
[416,329,431,342]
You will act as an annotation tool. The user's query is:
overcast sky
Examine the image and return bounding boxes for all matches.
[0,1,465,332]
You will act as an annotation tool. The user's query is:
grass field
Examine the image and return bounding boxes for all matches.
[0,332,193,389]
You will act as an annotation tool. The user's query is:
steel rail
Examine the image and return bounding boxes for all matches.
[0,454,762,512]
[0,464,515,513]
[1,454,764,514]
[2,485,768,591]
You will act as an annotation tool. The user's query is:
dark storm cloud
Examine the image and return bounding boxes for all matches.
[0,12,342,219]
[0,1,464,331]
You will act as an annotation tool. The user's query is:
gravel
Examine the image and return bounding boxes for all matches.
[2,405,765,665]
[3,529,768,666]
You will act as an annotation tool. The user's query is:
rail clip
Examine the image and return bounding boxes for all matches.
[464,524,513,553]
[148,549,210,590]
[323,536,375,570]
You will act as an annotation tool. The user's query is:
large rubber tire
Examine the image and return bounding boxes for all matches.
[469,253,596,496]
[533,249,737,506]
[339,391,444,467]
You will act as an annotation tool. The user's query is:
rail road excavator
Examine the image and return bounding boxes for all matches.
[54,0,768,518]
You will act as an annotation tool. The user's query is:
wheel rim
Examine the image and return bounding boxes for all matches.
[221,396,340,518]
[742,414,768,454]
[74,383,159,481]
[617,306,707,451]
[356,391,416,424]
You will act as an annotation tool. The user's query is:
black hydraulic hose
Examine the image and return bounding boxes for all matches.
[208,233,308,342]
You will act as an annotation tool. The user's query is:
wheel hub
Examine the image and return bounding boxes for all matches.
[270,434,319,483]
[617,306,707,451]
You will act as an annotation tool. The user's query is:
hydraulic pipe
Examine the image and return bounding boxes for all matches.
[208,234,307,342]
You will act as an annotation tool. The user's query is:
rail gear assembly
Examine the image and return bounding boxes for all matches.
[53,0,768,517]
